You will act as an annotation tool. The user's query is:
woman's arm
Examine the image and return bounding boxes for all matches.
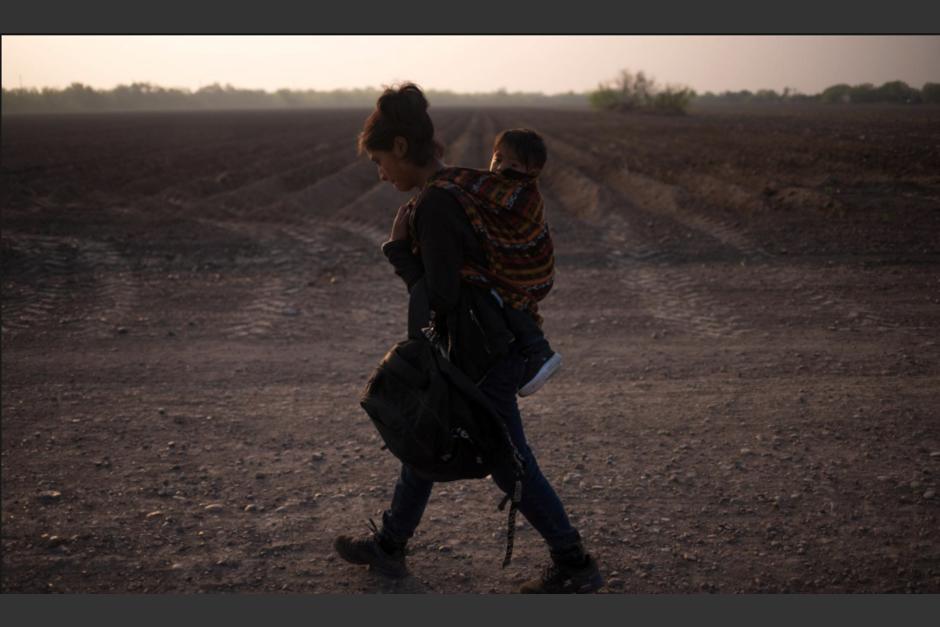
[382,239,424,290]
[381,203,424,290]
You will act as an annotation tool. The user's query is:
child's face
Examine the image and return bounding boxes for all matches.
[490,144,537,176]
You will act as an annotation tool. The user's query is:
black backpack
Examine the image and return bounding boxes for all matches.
[359,330,526,566]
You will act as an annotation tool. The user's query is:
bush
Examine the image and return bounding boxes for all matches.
[587,85,623,110]
[651,88,696,114]
[821,84,852,104]
[923,83,940,104]
[819,80,927,104]
[875,80,921,103]
[588,69,695,115]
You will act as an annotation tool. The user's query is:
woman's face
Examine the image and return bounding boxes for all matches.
[368,137,416,192]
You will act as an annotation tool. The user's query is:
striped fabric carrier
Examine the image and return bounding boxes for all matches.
[412,167,555,327]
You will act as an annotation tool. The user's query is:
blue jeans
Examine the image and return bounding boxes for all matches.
[380,345,582,552]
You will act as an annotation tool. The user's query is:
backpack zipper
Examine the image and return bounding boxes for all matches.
[468,306,493,357]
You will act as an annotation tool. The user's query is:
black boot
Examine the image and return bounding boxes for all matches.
[519,542,604,593]
[334,519,408,579]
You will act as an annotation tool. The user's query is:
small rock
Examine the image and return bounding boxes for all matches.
[329,276,338,284]
[930,451,940,458]
[116,327,128,335]
[204,504,224,513]
[282,307,300,317]
[38,490,62,503]
[562,472,582,484]
[924,489,936,500]
[606,577,625,589]
[146,511,163,519]
[310,452,325,462]
[158,408,166,415]
[244,504,257,512]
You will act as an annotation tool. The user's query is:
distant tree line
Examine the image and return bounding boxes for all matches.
[695,81,940,105]
[1,82,588,114]
[588,70,940,114]
[5,78,938,115]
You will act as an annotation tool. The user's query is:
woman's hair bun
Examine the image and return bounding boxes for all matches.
[359,81,438,166]
[378,82,429,122]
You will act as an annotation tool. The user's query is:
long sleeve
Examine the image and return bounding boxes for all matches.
[381,238,424,290]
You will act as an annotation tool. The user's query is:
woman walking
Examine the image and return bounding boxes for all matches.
[333,83,603,594]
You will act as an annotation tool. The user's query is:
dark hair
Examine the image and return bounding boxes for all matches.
[358,82,442,166]
[493,128,548,171]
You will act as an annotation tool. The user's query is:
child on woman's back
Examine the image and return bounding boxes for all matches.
[485,128,560,396]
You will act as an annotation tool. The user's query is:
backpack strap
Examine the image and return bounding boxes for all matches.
[438,307,528,567]
[497,480,523,568]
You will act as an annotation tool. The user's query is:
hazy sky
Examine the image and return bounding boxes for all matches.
[3,36,937,94]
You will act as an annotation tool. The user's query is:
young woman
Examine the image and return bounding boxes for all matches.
[333,83,604,594]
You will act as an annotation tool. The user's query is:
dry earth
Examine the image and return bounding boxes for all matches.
[2,105,939,593]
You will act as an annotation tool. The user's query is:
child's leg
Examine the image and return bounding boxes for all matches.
[503,305,552,358]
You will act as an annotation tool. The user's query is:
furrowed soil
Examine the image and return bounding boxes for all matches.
[2,105,939,593]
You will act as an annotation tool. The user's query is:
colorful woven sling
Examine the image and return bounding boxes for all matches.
[406,167,555,326]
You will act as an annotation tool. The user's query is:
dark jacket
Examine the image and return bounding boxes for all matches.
[382,186,515,383]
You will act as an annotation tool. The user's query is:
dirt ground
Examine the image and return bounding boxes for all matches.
[2,105,939,593]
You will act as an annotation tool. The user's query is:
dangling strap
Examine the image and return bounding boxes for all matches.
[498,479,523,567]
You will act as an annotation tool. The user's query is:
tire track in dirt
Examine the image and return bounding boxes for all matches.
[541,170,746,338]
[543,130,770,259]
[756,264,904,334]
[508,117,908,339]
[619,264,746,338]
[222,276,297,339]
[518,115,754,338]
[130,129,352,203]
[155,136,355,220]
[160,144,365,223]
[445,112,485,168]
[150,113,446,226]
[477,113,498,167]
[540,159,664,261]
[1,233,139,338]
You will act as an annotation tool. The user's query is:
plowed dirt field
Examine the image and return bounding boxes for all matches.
[2,105,939,593]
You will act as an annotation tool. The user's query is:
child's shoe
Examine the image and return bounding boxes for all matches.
[518,349,562,397]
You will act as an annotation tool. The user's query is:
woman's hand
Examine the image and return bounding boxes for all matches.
[390,203,413,242]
